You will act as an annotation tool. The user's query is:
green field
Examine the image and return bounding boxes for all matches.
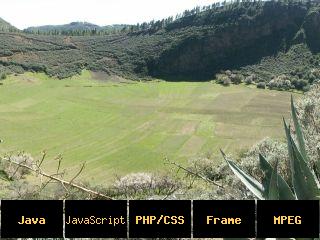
[0,71,295,183]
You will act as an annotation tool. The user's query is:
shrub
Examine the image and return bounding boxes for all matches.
[307,68,320,83]
[224,70,232,77]
[113,172,179,198]
[215,73,225,84]
[257,82,266,89]
[187,156,226,182]
[0,152,34,180]
[222,76,231,86]
[302,85,311,92]
[236,138,290,183]
[291,66,306,79]
[268,74,292,90]
[244,74,256,85]
[292,78,308,90]
[183,155,250,200]
[215,73,231,86]
[230,74,243,84]
[296,84,320,172]
[0,72,7,80]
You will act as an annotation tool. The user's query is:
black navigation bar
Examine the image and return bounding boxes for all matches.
[1,200,319,238]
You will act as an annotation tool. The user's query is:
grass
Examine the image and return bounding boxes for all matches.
[0,71,296,184]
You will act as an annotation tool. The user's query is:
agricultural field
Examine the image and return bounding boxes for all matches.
[0,71,296,184]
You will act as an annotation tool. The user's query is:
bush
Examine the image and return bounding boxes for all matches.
[236,138,290,183]
[224,70,232,77]
[113,172,179,198]
[257,82,266,89]
[215,73,231,86]
[215,73,225,84]
[184,156,250,200]
[296,84,320,168]
[222,76,231,86]
[268,74,292,90]
[230,74,243,84]
[302,84,311,92]
[307,68,320,83]
[292,78,308,90]
[0,72,7,80]
[244,74,256,85]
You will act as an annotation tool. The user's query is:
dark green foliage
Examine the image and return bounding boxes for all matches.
[24,22,132,36]
[148,1,313,80]
[0,72,6,80]
[292,78,309,90]
[1,1,320,84]
[303,6,320,52]
[240,44,318,87]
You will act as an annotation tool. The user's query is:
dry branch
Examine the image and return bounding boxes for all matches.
[2,156,113,200]
[165,158,224,188]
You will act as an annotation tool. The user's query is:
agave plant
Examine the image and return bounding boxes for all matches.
[222,97,320,200]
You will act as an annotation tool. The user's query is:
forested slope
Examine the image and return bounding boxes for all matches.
[0,17,18,32]
[0,1,320,87]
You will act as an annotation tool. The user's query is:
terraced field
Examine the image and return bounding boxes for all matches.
[0,71,295,184]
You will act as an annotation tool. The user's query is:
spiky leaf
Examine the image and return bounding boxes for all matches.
[259,154,295,200]
[221,150,264,200]
[284,119,295,174]
[291,96,308,161]
[284,121,319,200]
[259,154,272,198]
[267,160,280,200]
[315,148,320,179]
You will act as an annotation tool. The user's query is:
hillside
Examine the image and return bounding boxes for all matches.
[24,22,101,33]
[0,17,18,32]
[0,1,320,88]
[24,22,131,35]
[1,0,319,202]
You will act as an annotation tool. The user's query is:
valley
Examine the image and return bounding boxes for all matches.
[0,71,295,183]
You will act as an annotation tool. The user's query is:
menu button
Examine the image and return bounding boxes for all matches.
[274,216,301,224]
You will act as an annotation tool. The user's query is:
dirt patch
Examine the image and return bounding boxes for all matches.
[179,135,204,156]
[20,76,38,83]
[180,121,198,135]
[63,36,72,45]
[91,71,130,83]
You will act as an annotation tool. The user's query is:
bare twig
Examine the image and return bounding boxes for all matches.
[165,158,223,188]
[56,155,62,174]
[161,185,179,200]
[38,151,47,168]
[2,157,113,200]
[38,178,53,193]
[69,162,86,185]
[9,164,22,179]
